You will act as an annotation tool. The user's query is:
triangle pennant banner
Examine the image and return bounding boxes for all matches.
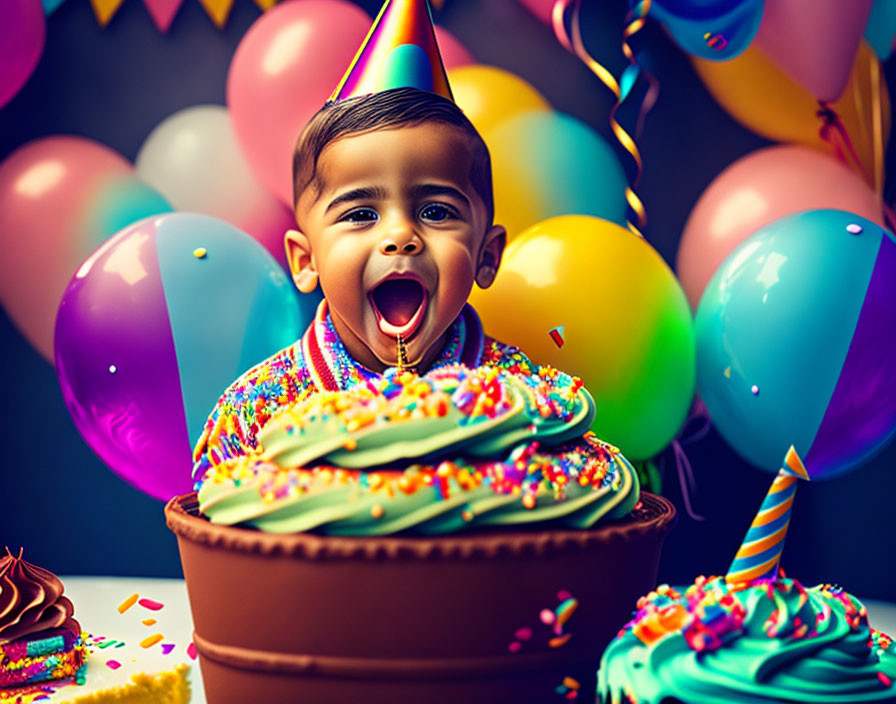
[143,0,184,32]
[90,0,126,26]
[251,0,277,10]
[197,0,235,28]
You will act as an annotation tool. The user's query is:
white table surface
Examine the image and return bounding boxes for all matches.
[53,577,896,704]
[59,577,206,704]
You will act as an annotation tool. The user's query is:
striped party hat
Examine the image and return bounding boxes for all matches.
[329,0,453,103]
[727,446,810,583]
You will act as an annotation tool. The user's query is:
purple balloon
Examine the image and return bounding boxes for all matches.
[54,213,305,502]
[0,0,45,109]
[55,218,192,501]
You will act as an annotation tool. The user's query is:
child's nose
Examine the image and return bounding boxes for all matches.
[379,220,424,256]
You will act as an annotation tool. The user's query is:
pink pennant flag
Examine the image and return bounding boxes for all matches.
[143,0,184,32]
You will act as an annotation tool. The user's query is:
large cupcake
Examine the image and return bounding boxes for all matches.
[167,364,675,703]
[597,448,896,704]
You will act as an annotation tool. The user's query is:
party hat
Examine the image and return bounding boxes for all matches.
[727,446,810,583]
[329,0,453,103]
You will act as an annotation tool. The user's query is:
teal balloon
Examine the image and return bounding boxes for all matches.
[646,0,764,61]
[155,213,318,445]
[865,0,896,60]
[487,111,628,232]
[86,177,172,253]
[695,210,896,479]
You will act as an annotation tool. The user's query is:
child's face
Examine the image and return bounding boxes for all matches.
[287,122,505,372]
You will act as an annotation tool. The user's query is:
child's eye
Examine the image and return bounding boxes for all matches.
[419,203,456,223]
[342,207,379,224]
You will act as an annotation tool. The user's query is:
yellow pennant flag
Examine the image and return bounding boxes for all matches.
[251,0,276,10]
[197,0,235,27]
[90,0,126,26]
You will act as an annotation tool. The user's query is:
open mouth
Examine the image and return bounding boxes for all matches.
[368,276,429,340]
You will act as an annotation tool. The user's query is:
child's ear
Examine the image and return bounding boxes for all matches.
[284,229,319,294]
[475,224,506,289]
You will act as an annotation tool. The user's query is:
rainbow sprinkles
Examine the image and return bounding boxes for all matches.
[196,363,640,535]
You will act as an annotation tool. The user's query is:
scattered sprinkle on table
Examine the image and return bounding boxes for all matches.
[140,634,164,648]
[138,598,164,611]
[117,594,139,613]
[105,660,121,670]
[187,643,197,660]
[161,643,176,655]
[141,618,157,626]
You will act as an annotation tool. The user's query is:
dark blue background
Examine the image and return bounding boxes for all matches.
[1,0,894,597]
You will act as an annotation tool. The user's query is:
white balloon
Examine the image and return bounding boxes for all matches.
[136,105,293,269]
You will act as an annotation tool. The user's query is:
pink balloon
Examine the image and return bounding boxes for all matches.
[435,25,474,68]
[756,0,873,103]
[676,145,885,310]
[0,136,171,361]
[0,0,45,108]
[227,0,372,206]
[516,0,554,25]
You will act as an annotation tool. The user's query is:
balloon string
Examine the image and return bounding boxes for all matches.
[869,55,884,199]
[667,397,711,521]
[817,102,866,177]
[552,0,652,238]
[671,438,705,521]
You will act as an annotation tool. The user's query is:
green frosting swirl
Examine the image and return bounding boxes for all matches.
[598,575,896,704]
[197,364,639,535]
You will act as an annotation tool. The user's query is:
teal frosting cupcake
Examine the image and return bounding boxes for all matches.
[597,573,896,704]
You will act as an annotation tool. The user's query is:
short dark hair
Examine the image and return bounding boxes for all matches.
[292,87,494,224]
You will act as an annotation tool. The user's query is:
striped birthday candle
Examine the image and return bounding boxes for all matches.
[727,446,810,583]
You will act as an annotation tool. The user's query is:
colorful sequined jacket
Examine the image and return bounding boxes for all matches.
[191,300,540,479]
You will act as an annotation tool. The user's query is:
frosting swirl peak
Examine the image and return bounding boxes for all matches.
[0,550,79,644]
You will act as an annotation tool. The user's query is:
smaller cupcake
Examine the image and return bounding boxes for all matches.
[597,447,896,704]
[0,549,87,690]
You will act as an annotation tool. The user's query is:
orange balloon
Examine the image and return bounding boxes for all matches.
[692,41,890,189]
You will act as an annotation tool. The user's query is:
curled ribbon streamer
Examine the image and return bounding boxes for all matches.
[552,0,652,238]
[817,102,865,174]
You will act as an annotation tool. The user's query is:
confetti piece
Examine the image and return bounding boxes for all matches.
[98,640,119,649]
[880,672,892,687]
[556,598,579,627]
[115,642,125,648]
[514,627,532,641]
[117,594,139,613]
[548,326,565,349]
[540,609,556,625]
[563,677,580,690]
[508,641,521,653]
[703,32,728,50]
[187,643,197,660]
[138,599,164,611]
[105,660,121,670]
[847,224,863,234]
[549,633,572,648]
[193,247,207,258]
[751,384,760,395]
[109,365,117,374]
[140,634,164,648]
[557,590,573,601]
[161,644,175,655]
[141,619,157,626]
[724,366,731,379]
[370,504,384,519]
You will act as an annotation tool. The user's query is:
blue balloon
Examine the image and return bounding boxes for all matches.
[646,0,764,61]
[865,0,896,61]
[695,210,896,480]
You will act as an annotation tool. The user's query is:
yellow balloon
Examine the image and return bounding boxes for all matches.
[447,64,551,136]
[692,41,890,189]
[470,216,695,461]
